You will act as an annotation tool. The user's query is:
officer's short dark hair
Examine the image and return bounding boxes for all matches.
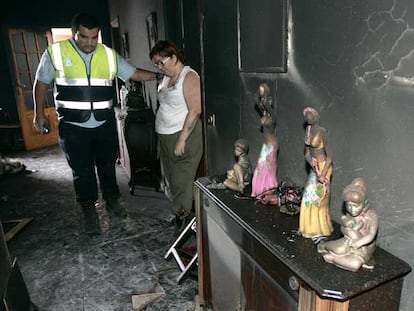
[71,13,100,32]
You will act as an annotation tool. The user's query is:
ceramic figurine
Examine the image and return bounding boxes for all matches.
[254,83,273,117]
[223,139,253,194]
[251,83,278,197]
[317,178,378,272]
[298,107,333,242]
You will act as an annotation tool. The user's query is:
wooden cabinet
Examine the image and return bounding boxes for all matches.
[115,107,160,194]
[194,177,411,311]
[0,221,35,310]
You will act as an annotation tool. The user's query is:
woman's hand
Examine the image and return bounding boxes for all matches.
[174,138,186,156]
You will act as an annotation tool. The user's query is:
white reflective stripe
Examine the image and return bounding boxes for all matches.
[103,45,116,78]
[90,78,113,86]
[56,78,89,86]
[52,43,64,78]
[56,100,113,109]
[55,78,113,86]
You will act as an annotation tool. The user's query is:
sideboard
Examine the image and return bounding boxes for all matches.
[194,177,411,311]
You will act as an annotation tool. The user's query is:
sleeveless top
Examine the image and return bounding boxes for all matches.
[155,66,198,134]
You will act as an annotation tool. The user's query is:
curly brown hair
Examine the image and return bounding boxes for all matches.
[149,40,186,63]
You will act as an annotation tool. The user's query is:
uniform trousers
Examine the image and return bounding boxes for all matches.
[58,115,120,204]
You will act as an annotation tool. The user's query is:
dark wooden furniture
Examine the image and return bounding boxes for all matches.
[1,221,36,310]
[194,177,411,311]
[115,107,160,194]
[0,123,23,151]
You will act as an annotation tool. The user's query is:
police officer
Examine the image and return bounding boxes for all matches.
[33,12,161,213]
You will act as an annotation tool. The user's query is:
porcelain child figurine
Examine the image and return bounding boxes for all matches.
[298,107,334,242]
[317,178,378,272]
[223,139,253,194]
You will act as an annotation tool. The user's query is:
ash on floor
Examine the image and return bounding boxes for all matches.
[0,145,198,311]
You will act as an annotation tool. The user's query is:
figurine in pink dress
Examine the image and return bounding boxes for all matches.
[251,84,278,197]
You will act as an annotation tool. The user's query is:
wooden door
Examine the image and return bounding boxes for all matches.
[8,29,58,150]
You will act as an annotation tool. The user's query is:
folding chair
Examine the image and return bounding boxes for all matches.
[164,217,198,283]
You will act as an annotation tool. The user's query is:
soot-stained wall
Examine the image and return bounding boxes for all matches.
[201,0,414,309]
[256,1,414,309]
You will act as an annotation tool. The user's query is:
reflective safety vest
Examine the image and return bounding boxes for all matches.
[48,40,118,122]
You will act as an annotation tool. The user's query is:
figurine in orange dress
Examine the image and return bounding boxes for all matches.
[298,107,333,242]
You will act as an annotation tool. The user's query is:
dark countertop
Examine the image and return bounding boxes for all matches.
[195,177,412,301]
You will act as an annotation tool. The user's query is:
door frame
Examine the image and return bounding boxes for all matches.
[8,28,59,150]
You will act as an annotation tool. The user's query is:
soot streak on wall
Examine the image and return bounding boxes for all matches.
[234,1,414,309]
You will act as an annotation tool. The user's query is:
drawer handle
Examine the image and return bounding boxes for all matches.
[289,276,300,291]
[204,198,210,207]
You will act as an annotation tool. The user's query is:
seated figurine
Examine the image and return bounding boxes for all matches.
[207,139,252,194]
[223,139,252,194]
[317,178,378,272]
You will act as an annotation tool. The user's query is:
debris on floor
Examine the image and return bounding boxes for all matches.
[2,218,33,241]
[131,283,166,311]
[0,155,26,176]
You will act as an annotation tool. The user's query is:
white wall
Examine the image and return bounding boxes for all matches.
[109,0,165,111]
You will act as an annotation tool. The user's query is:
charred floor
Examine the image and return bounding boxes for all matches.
[0,145,198,311]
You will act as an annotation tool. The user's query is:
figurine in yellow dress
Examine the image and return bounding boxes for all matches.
[298,107,333,242]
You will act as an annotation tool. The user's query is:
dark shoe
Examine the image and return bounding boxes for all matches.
[174,215,184,230]
[173,214,193,238]
[78,201,101,234]
[105,196,127,217]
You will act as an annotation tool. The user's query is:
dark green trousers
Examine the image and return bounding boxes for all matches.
[158,119,203,216]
